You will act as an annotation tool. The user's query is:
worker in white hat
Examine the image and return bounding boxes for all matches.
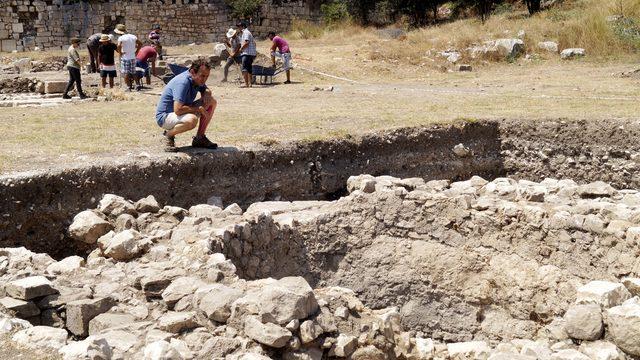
[221,28,241,83]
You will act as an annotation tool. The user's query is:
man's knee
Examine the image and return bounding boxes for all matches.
[184,115,198,129]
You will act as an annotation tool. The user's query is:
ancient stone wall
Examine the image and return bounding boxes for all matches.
[0,0,321,52]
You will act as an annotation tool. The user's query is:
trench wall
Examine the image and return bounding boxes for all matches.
[0,0,321,52]
[1,119,639,259]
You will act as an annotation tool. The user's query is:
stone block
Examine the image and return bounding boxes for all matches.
[66,298,116,336]
[44,81,68,94]
[0,297,40,318]
[576,281,631,308]
[5,276,57,300]
[563,304,603,340]
[12,23,23,33]
[158,311,198,333]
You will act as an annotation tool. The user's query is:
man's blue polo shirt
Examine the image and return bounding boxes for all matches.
[155,70,207,126]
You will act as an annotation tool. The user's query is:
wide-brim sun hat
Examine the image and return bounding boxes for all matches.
[99,34,110,42]
[114,24,127,35]
[226,28,237,38]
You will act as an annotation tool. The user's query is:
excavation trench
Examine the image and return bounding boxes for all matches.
[2,118,640,344]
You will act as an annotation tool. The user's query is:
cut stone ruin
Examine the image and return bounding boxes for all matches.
[2,174,640,359]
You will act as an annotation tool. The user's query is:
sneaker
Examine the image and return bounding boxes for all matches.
[192,135,218,149]
[62,94,71,99]
[284,80,291,84]
[162,132,177,152]
[79,94,88,99]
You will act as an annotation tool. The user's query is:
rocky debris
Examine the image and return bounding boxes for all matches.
[441,50,462,63]
[0,76,40,93]
[30,57,66,72]
[538,41,559,53]
[471,38,525,60]
[5,176,640,358]
[561,48,586,60]
[68,210,113,244]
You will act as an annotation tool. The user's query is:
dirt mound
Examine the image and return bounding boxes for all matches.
[0,77,40,93]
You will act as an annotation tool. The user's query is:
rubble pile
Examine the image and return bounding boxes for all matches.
[2,174,640,359]
[0,76,41,93]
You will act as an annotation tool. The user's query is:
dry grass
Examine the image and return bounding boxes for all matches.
[284,0,639,67]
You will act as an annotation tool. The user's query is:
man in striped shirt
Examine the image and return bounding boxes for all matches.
[237,21,257,88]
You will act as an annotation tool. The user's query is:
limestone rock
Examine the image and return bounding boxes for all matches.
[161,277,206,308]
[0,317,32,334]
[69,210,113,244]
[606,302,640,356]
[102,230,143,261]
[158,312,198,333]
[98,194,136,217]
[350,345,386,360]
[0,297,40,318]
[563,304,603,340]
[59,336,113,360]
[46,256,85,275]
[561,48,586,60]
[550,349,591,360]
[135,195,161,213]
[244,316,291,348]
[576,281,631,308]
[622,278,640,296]
[447,341,491,360]
[88,313,136,335]
[12,326,68,350]
[66,298,116,337]
[143,340,183,360]
[538,41,559,53]
[579,341,625,360]
[195,284,243,323]
[299,320,323,343]
[331,334,357,357]
[5,275,57,300]
[256,276,319,325]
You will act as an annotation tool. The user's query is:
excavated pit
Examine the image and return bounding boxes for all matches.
[1,118,640,357]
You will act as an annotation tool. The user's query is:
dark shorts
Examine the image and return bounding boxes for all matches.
[100,70,117,78]
[136,60,150,77]
[241,55,255,74]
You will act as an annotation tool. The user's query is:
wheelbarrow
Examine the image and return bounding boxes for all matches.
[251,65,285,85]
[161,63,189,84]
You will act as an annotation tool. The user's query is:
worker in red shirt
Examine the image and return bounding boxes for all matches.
[135,44,158,90]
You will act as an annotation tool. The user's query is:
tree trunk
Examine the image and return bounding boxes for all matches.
[526,0,542,15]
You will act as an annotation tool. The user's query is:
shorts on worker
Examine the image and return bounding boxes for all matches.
[120,58,136,75]
[136,60,150,77]
[273,51,292,71]
[157,100,205,130]
[241,55,255,74]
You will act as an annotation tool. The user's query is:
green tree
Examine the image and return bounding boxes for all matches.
[224,0,265,18]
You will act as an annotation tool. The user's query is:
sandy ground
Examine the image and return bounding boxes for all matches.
[0,39,639,175]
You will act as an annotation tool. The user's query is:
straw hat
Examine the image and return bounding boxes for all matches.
[114,24,127,35]
[226,28,237,38]
[99,34,111,42]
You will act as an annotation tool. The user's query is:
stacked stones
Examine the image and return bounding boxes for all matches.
[1,0,320,52]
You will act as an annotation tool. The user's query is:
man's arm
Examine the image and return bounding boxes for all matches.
[173,101,203,116]
[151,57,157,76]
[116,43,122,55]
[135,39,143,55]
[200,88,213,107]
[270,41,277,53]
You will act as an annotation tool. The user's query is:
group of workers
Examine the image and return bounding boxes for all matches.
[63,24,161,98]
[63,21,292,153]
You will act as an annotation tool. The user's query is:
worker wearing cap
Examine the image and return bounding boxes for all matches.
[221,28,241,83]
[63,38,87,99]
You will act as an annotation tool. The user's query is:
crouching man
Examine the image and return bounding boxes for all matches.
[155,58,218,152]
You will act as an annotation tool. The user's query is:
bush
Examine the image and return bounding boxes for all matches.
[321,0,351,24]
[224,0,264,18]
